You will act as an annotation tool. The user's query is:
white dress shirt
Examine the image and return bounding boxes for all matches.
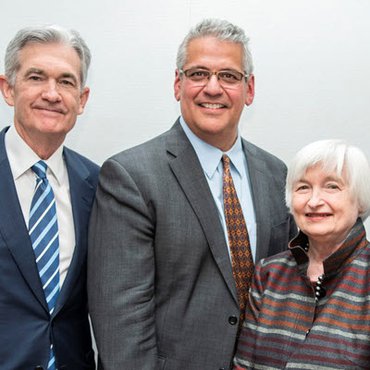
[5,125,75,287]
[180,117,257,260]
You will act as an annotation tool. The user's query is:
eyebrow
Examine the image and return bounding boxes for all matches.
[24,68,79,84]
[297,175,344,183]
[187,65,240,71]
[24,68,45,77]
[59,72,78,85]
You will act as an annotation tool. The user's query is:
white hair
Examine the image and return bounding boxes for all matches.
[286,139,370,220]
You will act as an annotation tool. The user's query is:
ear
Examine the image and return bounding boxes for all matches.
[245,74,255,106]
[77,86,90,115]
[174,69,181,101]
[0,75,15,107]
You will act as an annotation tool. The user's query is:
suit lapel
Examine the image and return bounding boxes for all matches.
[0,127,48,311]
[54,149,94,314]
[242,140,271,261]
[167,121,238,304]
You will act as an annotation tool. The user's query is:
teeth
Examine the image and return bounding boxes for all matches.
[201,103,224,109]
[306,213,330,217]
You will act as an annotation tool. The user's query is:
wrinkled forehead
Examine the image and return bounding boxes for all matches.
[16,41,83,81]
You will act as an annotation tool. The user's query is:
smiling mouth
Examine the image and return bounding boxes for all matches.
[199,103,226,109]
[35,107,65,115]
[306,213,332,217]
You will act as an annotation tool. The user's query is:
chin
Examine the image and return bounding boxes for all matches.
[39,121,72,133]
[301,224,332,236]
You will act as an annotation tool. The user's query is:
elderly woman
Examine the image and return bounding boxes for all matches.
[234,139,370,369]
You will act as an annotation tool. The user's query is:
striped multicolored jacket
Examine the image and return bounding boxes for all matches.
[234,219,370,369]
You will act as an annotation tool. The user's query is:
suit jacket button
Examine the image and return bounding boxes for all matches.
[228,315,238,325]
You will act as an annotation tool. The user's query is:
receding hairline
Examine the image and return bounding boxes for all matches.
[176,18,253,74]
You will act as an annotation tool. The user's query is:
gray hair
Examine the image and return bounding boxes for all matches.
[176,18,254,75]
[4,24,91,87]
[286,139,370,220]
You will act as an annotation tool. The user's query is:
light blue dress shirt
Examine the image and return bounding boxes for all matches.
[180,117,257,260]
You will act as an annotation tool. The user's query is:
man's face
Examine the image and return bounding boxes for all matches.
[0,42,89,147]
[174,36,254,151]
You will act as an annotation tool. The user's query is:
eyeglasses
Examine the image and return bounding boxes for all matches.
[179,68,249,88]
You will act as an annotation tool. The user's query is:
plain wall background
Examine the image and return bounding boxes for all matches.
[1,0,369,231]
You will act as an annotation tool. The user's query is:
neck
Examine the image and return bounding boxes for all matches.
[28,138,62,160]
[308,237,344,261]
[14,125,64,159]
[205,132,238,152]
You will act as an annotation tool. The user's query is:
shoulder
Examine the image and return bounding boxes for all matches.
[107,123,185,173]
[94,130,172,194]
[63,147,100,183]
[259,250,292,267]
[242,139,287,172]
[114,132,168,162]
[254,250,294,281]
[257,250,294,274]
[241,139,288,193]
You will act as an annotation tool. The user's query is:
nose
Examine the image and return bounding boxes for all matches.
[202,74,223,95]
[41,80,62,102]
[307,189,324,207]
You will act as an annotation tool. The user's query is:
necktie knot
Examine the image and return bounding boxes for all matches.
[222,154,230,168]
[31,160,48,180]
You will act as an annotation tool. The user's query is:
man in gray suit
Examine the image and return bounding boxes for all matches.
[88,18,296,370]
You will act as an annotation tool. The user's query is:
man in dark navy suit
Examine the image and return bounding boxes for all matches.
[0,25,98,369]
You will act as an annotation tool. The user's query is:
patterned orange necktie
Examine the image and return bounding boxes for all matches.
[222,154,254,324]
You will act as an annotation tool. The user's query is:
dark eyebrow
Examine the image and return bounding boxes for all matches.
[186,66,242,73]
[187,65,210,70]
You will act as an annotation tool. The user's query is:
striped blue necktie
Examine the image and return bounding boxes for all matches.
[29,160,59,370]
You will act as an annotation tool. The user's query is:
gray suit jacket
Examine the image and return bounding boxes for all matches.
[88,119,296,370]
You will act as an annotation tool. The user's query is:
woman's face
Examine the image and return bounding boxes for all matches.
[291,164,359,247]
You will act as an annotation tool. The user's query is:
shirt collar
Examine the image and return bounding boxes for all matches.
[5,125,65,185]
[179,116,244,179]
[225,136,244,178]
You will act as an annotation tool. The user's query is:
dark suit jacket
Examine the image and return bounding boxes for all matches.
[88,119,296,370]
[0,126,99,370]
